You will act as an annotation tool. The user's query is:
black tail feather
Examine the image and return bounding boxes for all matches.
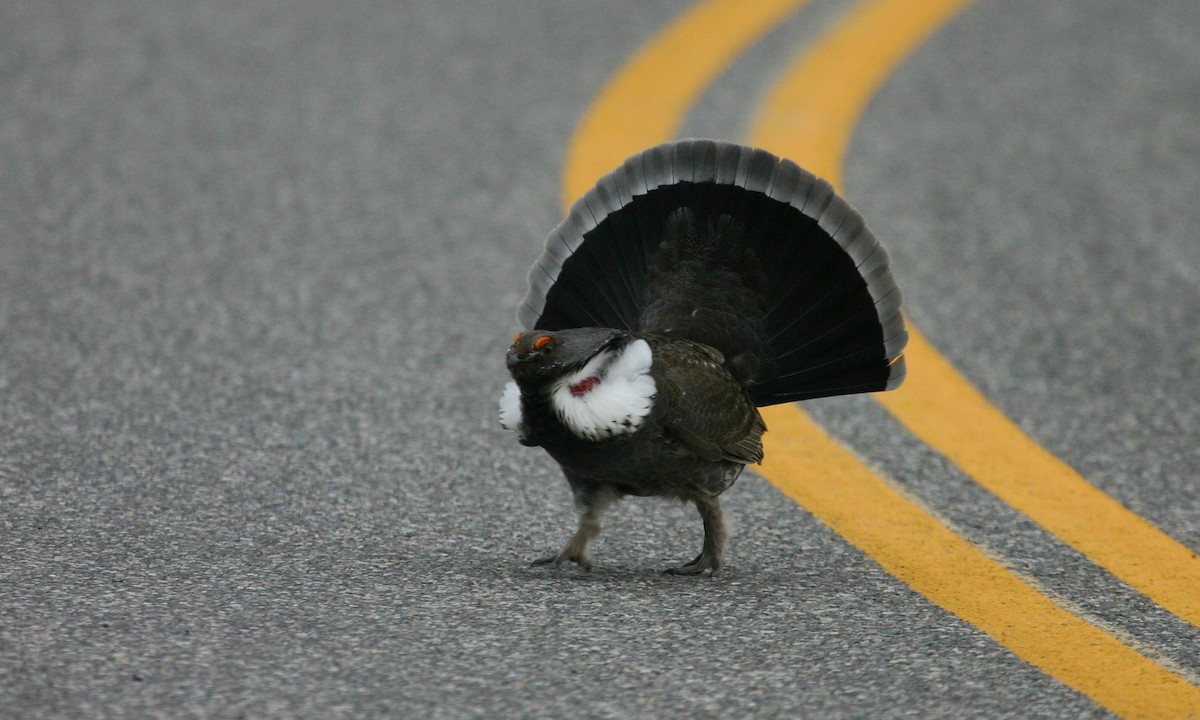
[518,139,907,405]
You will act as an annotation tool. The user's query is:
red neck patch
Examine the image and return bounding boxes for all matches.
[568,376,600,397]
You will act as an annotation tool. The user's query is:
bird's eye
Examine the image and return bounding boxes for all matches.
[512,332,522,347]
[535,335,554,354]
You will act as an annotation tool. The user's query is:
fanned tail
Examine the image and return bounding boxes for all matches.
[518,139,907,406]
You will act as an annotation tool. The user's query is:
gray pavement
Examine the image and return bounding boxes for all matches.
[1,0,1196,717]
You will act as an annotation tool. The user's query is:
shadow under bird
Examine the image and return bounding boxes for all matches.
[500,139,907,576]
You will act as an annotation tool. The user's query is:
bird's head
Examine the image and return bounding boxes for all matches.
[506,328,626,386]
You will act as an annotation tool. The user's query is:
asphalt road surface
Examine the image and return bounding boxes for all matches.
[2,0,1198,718]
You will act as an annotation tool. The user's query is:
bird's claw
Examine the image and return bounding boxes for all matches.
[664,552,720,577]
[531,551,593,572]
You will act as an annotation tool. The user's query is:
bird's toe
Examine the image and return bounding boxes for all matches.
[531,550,592,571]
[664,555,720,577]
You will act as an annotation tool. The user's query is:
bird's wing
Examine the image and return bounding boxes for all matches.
[652,339,765,465]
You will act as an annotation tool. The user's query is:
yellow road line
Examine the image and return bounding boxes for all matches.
[561,0,1200,716]
[748,0,1200,630]
[563,0,813,203]
[759,404,1200,720]
[884,328,1200,627]
[748,0,970,186]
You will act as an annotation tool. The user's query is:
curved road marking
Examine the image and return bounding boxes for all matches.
[748,0,1200,630]
[759,405,1200,720]
[563,0,813,202]
[883,328,1200,626]
[560,0,1200,716]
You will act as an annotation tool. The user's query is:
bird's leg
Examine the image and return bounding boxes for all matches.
[666,496,725,576]
[532,488,615,571]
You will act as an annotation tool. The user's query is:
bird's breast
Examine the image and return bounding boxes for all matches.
[548,338,656,442]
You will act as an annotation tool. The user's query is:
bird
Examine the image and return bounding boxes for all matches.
[500,139,907,576]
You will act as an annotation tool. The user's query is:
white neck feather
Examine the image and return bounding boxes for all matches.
[498,380,522,432]
[549,339,655,441]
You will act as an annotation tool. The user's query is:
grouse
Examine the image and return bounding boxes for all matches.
[501,139,907,575]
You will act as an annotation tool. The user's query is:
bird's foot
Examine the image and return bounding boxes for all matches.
[664,552,720,577]
[531,548,593,572]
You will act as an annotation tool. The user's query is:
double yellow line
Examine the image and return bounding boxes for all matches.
[560,0,1200,717]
